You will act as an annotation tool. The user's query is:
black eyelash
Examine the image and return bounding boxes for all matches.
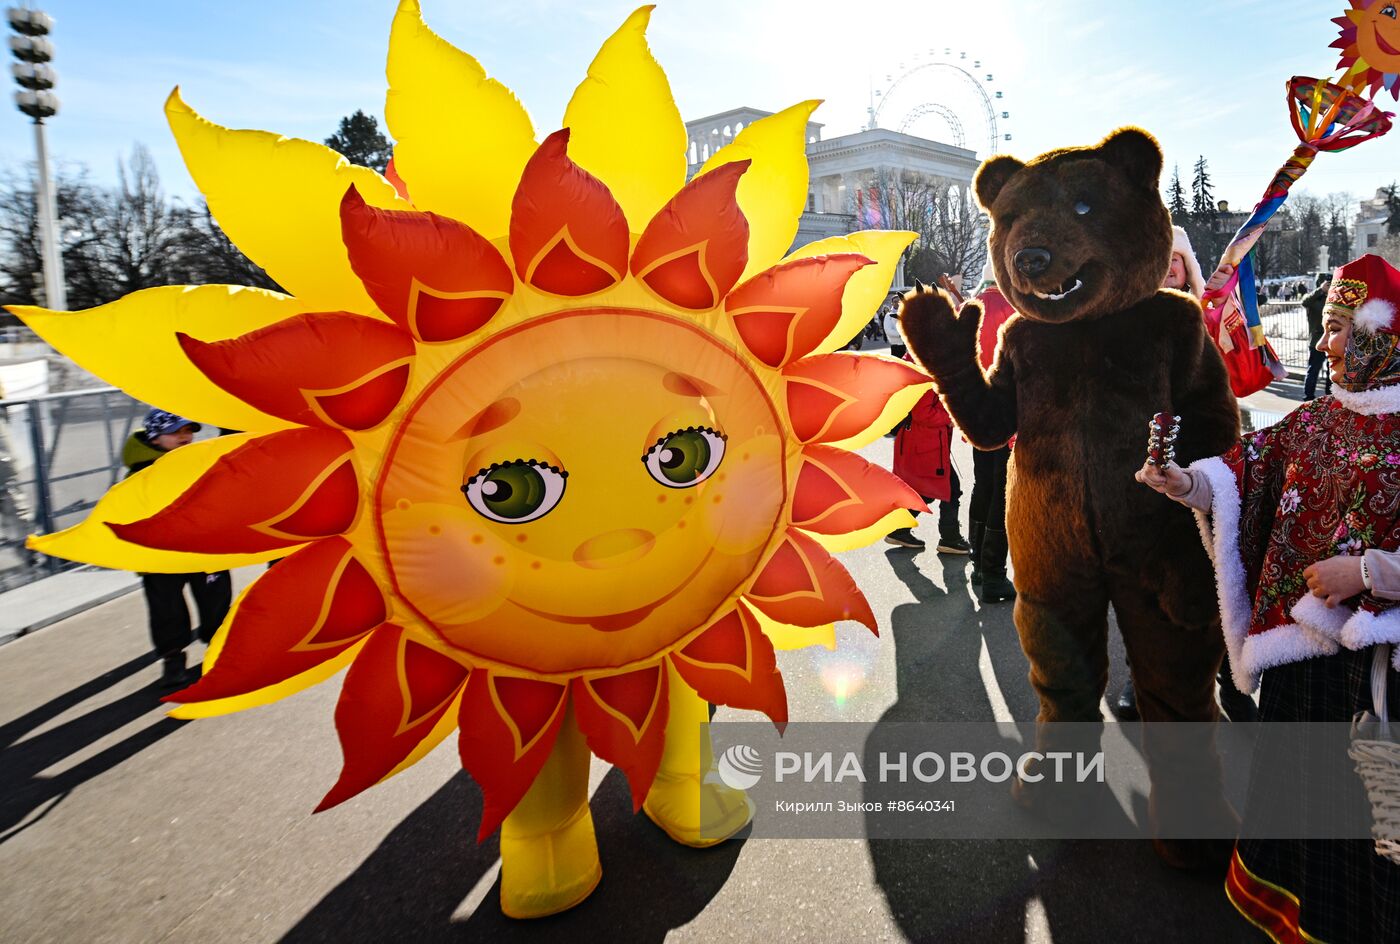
[463,458,568,492]
[639,425,728,463]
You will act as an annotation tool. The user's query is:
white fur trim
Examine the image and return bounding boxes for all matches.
[1290,591,1351,641]
[1340,606,1400,650]
[1170,225,1205,299]
[1189,456,1259,692]
[1332,383,1400,415]
[1353,298,1397,335]
[1240,622,1339,678]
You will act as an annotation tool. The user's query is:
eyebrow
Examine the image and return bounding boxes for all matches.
[449,397,521,441]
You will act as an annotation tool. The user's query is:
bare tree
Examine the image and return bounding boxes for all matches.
[865,167,987,287]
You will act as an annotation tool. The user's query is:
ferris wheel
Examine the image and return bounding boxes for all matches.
[867,49,1011,158]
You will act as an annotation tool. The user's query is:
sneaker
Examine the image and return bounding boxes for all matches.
[936,533,972,555]
[884,528,926,549]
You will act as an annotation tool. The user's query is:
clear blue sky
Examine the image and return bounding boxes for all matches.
[3,0,1396,210]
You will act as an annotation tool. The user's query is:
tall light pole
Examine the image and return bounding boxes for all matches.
[8,5,64,310]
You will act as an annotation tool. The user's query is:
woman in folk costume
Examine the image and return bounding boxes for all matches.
[1139,253,1400,943]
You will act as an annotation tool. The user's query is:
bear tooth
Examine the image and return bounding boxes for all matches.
[1035,279,1083,301]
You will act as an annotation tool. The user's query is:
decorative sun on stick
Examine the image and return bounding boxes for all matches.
[7,1,925,919]
[1333,0,1400,100]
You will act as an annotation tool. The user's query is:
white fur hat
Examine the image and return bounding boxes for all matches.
[1170,225,1205,299]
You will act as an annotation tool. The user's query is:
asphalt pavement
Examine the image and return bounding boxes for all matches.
[0,366,1292,943]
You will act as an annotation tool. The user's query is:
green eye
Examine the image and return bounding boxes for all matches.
[461,460,567,523]
[643,427,726,488]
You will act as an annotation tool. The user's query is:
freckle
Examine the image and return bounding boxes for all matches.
[471,534,484,545]
[395,499,410,511]
[493,555,505,566]
[677,520,687,529]
[530,561,542,570]
[656,494,667,504]
[428,525,441,536]
[684,496,694,506]
[515,534,528,543]
[717,472,727,482]
[713,495,724,505]
[742,453,750,462]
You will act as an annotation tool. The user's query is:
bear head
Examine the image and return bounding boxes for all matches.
[974,127,1171,324]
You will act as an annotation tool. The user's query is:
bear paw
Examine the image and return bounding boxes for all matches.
[899,287,980,378]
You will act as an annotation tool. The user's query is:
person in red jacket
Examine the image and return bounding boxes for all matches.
[886,380,970,553]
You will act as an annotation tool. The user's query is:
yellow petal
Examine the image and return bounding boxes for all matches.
[562,6,686,230]
[787,229,917,353]
[807,508,918,553]
[750,605,836,652]
[166,88,406,312]
[697,100,820,281]
[171,638,367,719]
[384,0,535,237]
[26,433,297,573]
[8,285,304,433]
[826,372,932,452]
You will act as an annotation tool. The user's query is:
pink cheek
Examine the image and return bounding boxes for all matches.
[383,507,515,624]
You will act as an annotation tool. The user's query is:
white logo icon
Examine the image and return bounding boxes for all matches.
[717,744,763,790]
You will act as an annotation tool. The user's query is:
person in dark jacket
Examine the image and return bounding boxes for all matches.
[1302,272,1332,400]
[124,409,232,690]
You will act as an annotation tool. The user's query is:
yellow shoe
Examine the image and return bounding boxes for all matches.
[498,802,602,919]
[643,771,754,848]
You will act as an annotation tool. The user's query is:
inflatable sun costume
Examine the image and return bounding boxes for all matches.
[9,2,928,918]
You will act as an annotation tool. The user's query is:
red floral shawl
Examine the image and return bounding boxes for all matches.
[1191,388,1400,692]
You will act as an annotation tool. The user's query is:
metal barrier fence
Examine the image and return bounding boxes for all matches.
[1258,301,1312,368]
[0,386,146,591]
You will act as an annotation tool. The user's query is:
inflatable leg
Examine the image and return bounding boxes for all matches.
[642,664,753,846]
[499,703,601,919]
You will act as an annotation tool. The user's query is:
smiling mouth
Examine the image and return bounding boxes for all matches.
[1032,276,1084,301]
[511,547,717,632]
[1376,25,1400,57]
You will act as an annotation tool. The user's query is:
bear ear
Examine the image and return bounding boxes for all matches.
[1098,127,1163,190]
[974,155,1025,210]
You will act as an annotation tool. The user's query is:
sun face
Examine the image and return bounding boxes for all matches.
[1333,0,1400,99]
[8,2,926,837]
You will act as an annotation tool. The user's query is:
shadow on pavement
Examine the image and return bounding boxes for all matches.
[864,550,1254,944]
[282,768,742,943]
[0,651,184,843]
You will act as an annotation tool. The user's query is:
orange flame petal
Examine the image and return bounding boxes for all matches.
[316,624,469,812]
[458,671,569,841]
[340,185,512,342]
[784,354,929,443]
[726,254,873,367]
[509,129,630,296]
[178,313,415,430]
[108,429,358,553]
[746,529,876,631]
[631,160,750,310]
[670,601,787,727]
[791,444,928,533]
[383,156,411,202]
[165,538,385,704]
[572,664,669,810]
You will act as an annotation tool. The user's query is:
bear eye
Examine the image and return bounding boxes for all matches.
[461,459,567,524]
[1073,200,1091,216]
[642,427,726,488]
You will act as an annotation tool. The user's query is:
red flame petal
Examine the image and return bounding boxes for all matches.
[670,602,787,727]
[791,444,928,532]
[784,354,929,443]
[164,538,385,704]
[746,529,876,631]
[631,161,750,310]
[458,671,569,841]
[509,129,630,296]
[340,185,512,342]
[108,429,358,553]
[726,254,873,367]
[178,313,414,430]
[572,664,668,810]
[316,625,469,811]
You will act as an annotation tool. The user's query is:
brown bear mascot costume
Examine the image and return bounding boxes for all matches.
[901,128,1240,867]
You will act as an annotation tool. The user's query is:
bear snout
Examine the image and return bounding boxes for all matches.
[1014,247,1053,277]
